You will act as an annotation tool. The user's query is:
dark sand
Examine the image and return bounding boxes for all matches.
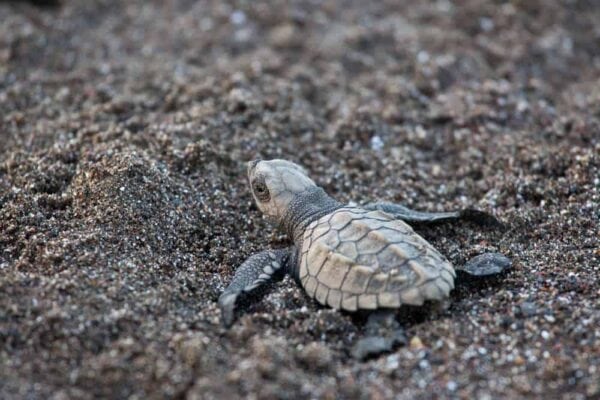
[1,1,599,398]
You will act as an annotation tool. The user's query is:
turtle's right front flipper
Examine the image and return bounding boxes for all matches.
[219,248,291,327]
[363,202,502,228]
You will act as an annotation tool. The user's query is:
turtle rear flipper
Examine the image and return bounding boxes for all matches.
[455,252,512,286]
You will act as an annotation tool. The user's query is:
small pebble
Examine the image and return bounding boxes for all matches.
[447,381,458,391]
[410,336,424,350]
[370,135,384,151]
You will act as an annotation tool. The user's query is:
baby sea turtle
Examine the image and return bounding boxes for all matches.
[219,159,511,326]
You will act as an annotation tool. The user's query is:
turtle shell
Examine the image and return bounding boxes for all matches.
[298,207,455,311]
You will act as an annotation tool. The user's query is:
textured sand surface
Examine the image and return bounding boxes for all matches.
[1,1,599,398]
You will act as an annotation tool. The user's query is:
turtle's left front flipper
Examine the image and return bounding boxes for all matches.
[363,202,502,228]
[219,248,291,327]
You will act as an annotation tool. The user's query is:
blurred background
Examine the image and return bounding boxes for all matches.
[1,1,599,399]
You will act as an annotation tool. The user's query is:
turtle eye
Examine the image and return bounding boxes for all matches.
[253,179,270,202]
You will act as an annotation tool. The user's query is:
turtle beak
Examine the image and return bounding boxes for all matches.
[247,159,261,176]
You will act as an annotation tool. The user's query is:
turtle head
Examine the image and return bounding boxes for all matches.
[247,159,317,222]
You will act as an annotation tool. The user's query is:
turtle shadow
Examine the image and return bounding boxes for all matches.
[345,306,439,360]
[449,269,512,302]
[347,268,512,330]
[344,268,512,361]
[348,305,432,328]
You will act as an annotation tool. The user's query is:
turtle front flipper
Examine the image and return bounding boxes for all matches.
[219,248,291,327]
[363,202,502,228]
